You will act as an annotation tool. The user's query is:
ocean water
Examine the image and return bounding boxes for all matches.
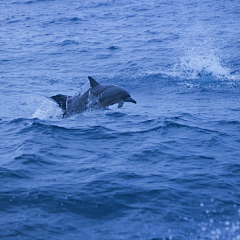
[1,0,240,239]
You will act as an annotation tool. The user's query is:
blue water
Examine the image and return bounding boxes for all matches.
[1,0,240,239]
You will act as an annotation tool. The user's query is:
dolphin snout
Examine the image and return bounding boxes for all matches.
[125,96,137,104]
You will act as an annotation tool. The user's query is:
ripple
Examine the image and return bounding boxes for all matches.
[107,46,119,50]
[0,167,31,179]
[59,40,80,46]
[14,154,55,166]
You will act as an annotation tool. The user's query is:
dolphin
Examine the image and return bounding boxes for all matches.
[50,76,136,118]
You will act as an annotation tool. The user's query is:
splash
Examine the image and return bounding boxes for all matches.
[29,96,62,119]
[171,38,232,80]
[74,80,90,97]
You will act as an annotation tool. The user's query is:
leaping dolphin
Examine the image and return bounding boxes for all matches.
[50,76,136,118]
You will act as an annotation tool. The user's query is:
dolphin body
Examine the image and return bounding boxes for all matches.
[51,76,136,118]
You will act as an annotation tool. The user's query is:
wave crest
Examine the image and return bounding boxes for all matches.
[171,45,232,80]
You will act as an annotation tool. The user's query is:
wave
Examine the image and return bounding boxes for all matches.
[5,109,238,137]
[168,36,230,80]
[43,16,86,27]
[160,50,237,83]
[148,25,240,85]
[12,0,55,4]
[0,167,31,179]
[58,40,80,46]
[2,165,240,239]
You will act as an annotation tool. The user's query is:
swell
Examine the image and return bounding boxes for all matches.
[2,118,116,136]
[2,115,239,147]
[1,115,240,239]
[1,168,239,221]
[12,0,55,4]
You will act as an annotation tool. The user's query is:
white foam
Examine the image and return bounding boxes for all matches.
[29,96,62,120]
[171,42,231,80]
[29,81,91,119]
[153,24,239,81]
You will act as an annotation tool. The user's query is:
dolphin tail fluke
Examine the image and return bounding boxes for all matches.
[50,94,70,110]
[88,76,100,88]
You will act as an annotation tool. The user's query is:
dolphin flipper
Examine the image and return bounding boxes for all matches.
[118,100,124,108]
[50,94,70,110]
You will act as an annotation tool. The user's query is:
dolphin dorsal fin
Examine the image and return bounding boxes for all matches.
[88,76,100,88]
